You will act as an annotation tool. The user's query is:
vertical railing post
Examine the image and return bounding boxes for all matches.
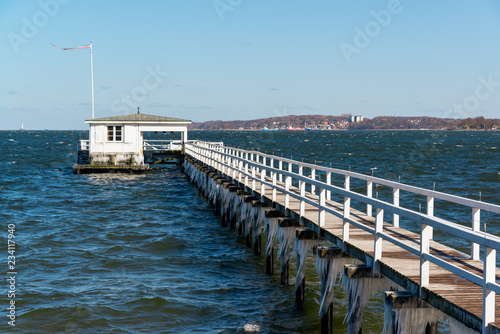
[319,188,326,231]
[374,207,383,273]
[426,196,434,239]
[261,167,266,197]
[222,148,226,174]
[472,207,480,260]
[367,180,373,217]
[483,247,496,330]
[272,171,277,203]
[244,153,249,188]
[326,171,331,201]
[252,164,256,192]
[279,160,283,182]
[420,222,432,295]
[393,188,400,227]
[219,151,222,172]
[311,168,316,194]
[233,155,238,180]
[342,175,351,242]
[285,175,291,210]
[299,166,304,218]
[238,159,243,183]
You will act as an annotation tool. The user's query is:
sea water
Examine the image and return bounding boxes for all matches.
[0,130,498,333]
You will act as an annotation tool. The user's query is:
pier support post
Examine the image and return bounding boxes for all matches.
[236,190,251,235]
[220,182,234,227]
[384,291,441,334]
[265,210,286,275]
[228,186,238,228]
[243,196,258,247]
[251,200,262,255]
[278,218,301,285]
[344,265,388,334]
[252,201,271,256]
[215,179,229,216]
[295,229,318,308]
[317,246,345,334]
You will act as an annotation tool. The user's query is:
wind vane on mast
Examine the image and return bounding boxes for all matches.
[51,42,95,120]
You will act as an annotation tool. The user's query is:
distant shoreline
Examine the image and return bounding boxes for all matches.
[2,128,499,132]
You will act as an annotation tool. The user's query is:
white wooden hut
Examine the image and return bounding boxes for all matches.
[76,111,191,172]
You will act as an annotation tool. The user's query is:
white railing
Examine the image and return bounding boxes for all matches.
[185,141,500,332]
[143,140,183,151]
[78,140,89,151]
[143,140,223,151]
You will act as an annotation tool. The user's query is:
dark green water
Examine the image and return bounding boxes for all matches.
[0,130,498,333]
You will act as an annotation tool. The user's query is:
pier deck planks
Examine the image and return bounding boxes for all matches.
[219,166,499,331]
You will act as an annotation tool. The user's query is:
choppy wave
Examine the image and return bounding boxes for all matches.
[0,130,498,333]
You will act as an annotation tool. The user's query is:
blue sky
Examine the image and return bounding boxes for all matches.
[1,0,500,130]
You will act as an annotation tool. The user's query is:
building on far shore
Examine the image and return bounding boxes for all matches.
[349,115,364,123]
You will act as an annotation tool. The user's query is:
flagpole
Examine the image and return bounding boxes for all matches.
[90,42,94,119]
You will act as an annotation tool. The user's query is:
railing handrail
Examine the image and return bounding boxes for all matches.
[184,141,499,330]
[204,145,500,214]
[185,142,500,247]
[78,139,89,151]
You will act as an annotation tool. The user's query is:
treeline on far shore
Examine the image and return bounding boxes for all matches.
[350,116,499,130]
[188,115,500,131]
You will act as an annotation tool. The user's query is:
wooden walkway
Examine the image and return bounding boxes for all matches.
[185,142,500,333]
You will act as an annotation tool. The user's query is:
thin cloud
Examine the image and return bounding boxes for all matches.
[146,103,172,108]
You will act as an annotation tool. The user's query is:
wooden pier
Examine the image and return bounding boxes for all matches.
[183,141,500,334]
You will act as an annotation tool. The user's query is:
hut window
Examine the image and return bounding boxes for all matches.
[107,126,123,142]
[115,126,122,141]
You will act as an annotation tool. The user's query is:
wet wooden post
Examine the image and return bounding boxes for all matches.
[344,265,383,334]
[220,182,234,227]
[295,229,318,308]
[203,168,213,198]
[251,199,262,254]
[252,201,271,256]
[215,179,229,216]
[279,218,301,285]
[212,174,224,206]
[385,291,439,334]
[318,246,344,334]
[228,186,238,228]
[265,210,286,275]
[425,323,438,334]
[236,190,251,235]
[243,196,259,247]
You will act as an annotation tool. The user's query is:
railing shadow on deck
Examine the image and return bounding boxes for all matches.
[185,140,500,332]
